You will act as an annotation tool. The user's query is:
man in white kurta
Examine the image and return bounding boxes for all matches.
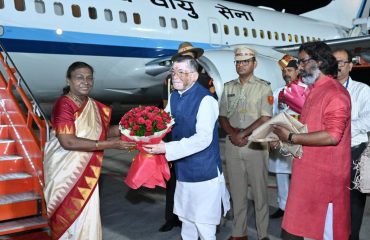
[333,49,370,240]
[144,55,230,240]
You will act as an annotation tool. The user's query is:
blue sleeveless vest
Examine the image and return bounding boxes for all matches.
[170,82,222,182]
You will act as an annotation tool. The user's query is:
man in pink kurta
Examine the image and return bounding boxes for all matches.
[273,42,351,240]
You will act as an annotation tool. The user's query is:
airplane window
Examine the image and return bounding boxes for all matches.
[274,32,279,40]
[119,11,127,23]
[14,0,25,11]
[0,0,3,9]
[224,25,229,35]
[267,31,271,40]
[182,20,188,30]
[281,33,286,41]
[294,34,298,43]
[35,0,45,14]
[88,7,97,20]
[252,29,256,38]
[301,35,305,43]
[71,5,81,18]
[171,18,178,29]
[159,16,166,27]
[104,9,113,21]
[212,23,218,34]
[260,30,264,39]
[133,13,141,24]
[54,2,64,16]
[234,26,239,36]
[288,34,292,42]
[243,27,248,37]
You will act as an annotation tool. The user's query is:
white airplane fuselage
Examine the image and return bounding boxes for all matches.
[0,0,356,103]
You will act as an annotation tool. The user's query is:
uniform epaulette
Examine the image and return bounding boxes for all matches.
[224,79,238,86]
[256,78,271,85]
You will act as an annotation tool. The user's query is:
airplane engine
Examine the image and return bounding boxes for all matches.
[200,45,288,98]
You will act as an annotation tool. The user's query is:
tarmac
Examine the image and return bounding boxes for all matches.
[99,138,370,240]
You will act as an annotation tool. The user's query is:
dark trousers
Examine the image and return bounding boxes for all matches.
[165,162,179,223]
[350,142,368,240]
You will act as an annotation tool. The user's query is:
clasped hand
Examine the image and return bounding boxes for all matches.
[229,128,249,147]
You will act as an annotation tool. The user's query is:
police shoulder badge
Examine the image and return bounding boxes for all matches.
[267,95,274,105]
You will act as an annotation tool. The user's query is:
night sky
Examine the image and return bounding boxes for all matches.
[225,0,331,14]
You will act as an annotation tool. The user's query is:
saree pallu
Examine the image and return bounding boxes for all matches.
[44,98,111,240]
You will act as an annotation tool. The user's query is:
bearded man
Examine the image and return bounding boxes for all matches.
[272,42,351,240]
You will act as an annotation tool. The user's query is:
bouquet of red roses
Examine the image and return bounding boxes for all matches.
[119,106,174,189]
[278,79,308,114]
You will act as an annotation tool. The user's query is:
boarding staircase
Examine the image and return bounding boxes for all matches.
[0,43,50,237]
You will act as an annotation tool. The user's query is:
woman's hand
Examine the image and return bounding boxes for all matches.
[119,140,136,151]
[108,138,136,151]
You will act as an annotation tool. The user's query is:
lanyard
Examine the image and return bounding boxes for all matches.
[345,78,349,89]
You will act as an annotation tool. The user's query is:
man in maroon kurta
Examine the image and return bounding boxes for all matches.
[272,42,351,240]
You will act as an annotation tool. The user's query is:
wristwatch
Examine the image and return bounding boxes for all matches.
[287,133,295,144]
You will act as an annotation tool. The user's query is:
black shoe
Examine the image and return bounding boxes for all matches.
[270,209,284,219]
[158,220,181,232]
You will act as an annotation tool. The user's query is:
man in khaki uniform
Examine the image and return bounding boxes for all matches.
[219,46,273,240]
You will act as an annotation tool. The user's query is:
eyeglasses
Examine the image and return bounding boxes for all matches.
[234,58,255,65]
[337,60,351,66]
[72,75,94,82]
[297,58,313,65]
[170,69,195,78]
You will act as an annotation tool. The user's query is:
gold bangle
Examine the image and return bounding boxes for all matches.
[95,140,99,149]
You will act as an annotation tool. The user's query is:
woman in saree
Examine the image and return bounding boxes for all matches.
[43,62,135,240]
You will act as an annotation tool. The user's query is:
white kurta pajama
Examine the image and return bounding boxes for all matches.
[165,86,230,240]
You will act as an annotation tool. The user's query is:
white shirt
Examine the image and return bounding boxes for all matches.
[164,86,219,161]
[163,84,230,224]
[344,77,370,146]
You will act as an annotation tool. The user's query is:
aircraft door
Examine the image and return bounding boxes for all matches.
[208,18,222,47]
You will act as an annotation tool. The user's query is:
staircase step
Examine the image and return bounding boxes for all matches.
[0,111,26,125]
[0,155,23,161]
[0,155,24,175]
[0,173,33,195]
[0,125,10,138]
[0,192,40,205]
[0,216,48,236]
[0,98,15,111]
[0,139,16,155]
[2,230,50,240]
[0,173,32,181]
[0,192,41,221]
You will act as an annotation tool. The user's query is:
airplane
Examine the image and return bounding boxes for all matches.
[0,0,369,105]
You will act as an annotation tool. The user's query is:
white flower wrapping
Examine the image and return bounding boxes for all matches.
[119,119,175,143]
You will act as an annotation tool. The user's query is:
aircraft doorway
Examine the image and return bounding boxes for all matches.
[208,18,222,47]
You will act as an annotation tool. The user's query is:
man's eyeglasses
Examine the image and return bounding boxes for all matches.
[234,58,255,65]
[337,60,351,67]
[170,69,195,78]
[72,75,94,82]
[297,58,313,65]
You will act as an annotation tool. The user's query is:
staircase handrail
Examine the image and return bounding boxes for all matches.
[0,41,50,150]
